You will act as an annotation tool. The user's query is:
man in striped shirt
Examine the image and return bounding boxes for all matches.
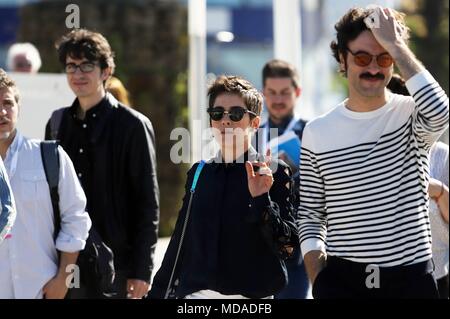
[299,6,449,299]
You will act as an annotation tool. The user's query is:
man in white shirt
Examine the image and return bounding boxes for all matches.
[299,7,449,298]
[0,68,91,299]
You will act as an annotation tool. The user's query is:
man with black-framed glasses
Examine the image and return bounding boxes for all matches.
[299,6,449,298]
[44,29,160,299]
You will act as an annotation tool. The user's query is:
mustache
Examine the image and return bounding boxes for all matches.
[272,103,286,108]
[360,73,385,80]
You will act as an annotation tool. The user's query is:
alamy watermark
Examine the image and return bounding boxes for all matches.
[169,123,282,172]
[65,4,80,29]
[65,264,80,289]
[365,264,380,289]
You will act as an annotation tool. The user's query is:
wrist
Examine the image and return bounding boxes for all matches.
[387,42,407,59]
[432,181,445,201]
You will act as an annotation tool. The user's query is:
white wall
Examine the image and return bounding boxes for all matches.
[9,72,74,140]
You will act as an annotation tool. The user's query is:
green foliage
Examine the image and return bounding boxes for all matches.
[403,0,449,94]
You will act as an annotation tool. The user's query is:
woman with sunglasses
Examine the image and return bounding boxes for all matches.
[149,75,299,299]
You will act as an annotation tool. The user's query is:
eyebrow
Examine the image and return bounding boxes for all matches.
[267,88,292,93]
[352,49,390,55]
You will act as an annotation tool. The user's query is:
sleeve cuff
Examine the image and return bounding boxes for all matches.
[251,192,271,208]
[247,193,272,222]
[301,238,326,259]
[405,70,435,95]
[55,232,87,253]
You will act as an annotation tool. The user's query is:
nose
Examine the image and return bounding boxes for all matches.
[0,108,7,115]
[273,94,284,103]
[221,115,231,126]
[366,57,381,74]
[74,68,84,75]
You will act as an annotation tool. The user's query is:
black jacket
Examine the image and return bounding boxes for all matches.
[45,93,160,283]
[149,147,299,299]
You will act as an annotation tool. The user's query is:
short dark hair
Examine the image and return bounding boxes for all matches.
[208,75,262,117]
[262,59,300,89]
[55,28,115,74]
[0,68,20,104]
[330,7,409,74]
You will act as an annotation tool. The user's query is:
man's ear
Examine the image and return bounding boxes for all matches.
[339,53,346,73]
[295,87,301,98]
[101,67,112,82]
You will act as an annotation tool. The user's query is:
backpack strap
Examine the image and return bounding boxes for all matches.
[49,109,65,140]
[40,141,60,240]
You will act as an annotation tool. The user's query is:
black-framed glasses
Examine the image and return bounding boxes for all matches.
[346,49,393,68]
[65,61,98,74]
[207,106,257,122]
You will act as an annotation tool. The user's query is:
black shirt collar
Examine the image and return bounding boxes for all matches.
[69,92,118,121]
[68,93,119,143]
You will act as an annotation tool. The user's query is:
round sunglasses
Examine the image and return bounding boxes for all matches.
[208,106,257,122]
[347,48,394,68]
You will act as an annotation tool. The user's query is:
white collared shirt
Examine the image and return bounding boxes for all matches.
[0,157,15,245]
[0,131,91,299]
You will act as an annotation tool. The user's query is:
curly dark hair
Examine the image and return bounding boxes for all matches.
[0,68,20,103]
[330,7,409,75]
[387,73,410,96]
[207,75,263,117]
[55,28,115,74]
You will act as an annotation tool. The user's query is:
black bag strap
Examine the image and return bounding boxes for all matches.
[40,141,60,240]
[49,109,65,140]
[164,160,206,299]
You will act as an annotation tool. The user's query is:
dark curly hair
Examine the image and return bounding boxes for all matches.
[55,29,115,74]
[330,7,409,75]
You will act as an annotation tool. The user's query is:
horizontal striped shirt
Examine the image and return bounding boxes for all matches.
[299,70,449,267]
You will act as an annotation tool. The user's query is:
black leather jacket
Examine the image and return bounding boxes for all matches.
[45,93,160,283]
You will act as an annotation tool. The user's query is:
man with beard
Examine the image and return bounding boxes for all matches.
[259,59,310,299]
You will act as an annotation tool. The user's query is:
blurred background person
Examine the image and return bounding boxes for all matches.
[106,76,131,107]
[259,59,310,299]
[387,72,449,299]
[6,42,41,73]
[428,142,449,299]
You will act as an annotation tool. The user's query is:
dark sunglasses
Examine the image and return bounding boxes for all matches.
[65,61,97,74]
[208,106,257,122]
[347,49,393,68]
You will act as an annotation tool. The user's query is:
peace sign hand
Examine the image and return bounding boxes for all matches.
[245,149,274,198]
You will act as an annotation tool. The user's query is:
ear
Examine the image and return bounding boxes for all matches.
[251,116,260,130]
[295,87,301,98]
[101,67,112,82]
[339,53,346,73]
